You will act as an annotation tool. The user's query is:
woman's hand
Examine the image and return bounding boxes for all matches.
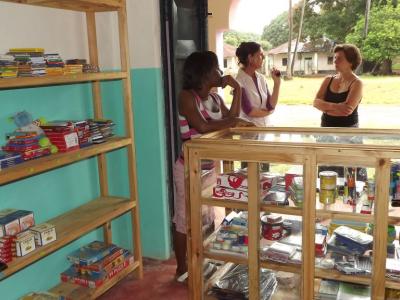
[270,67,281,84]
[221,75,241,90]
[234,118,255,127]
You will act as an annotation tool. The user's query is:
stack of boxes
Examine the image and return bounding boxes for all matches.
[2,131,51,161]
[61,241,134,288]
[40,121,80,152]
[0,209,57,264]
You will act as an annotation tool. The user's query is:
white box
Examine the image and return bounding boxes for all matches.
[29,223,56,246]
[15,231,36,256]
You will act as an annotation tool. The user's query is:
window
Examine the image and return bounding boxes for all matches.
[327,56,333,65]
[223,58,228,68]
[282,58,287,66]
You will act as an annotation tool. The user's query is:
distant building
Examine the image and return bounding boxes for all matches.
[267,38,336,76]
[223,43,239,75]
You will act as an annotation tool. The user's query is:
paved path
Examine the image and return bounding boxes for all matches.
[270,105,400,128]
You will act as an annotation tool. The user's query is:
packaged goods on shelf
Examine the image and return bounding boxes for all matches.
[15,231,36,257]
[74,247,126,276]
[0,235,16,263]
[261,242,297,263]
[29,223,56,246]
[334,226,373,253]
[336,282,370,299]
[316,279,339,300]
[61,244,134,288]
[0,54,18,78]
[67,241,118,266]
[0,209,35,237]
[210,264,277,300]
[216,170,280,192]
[87,119,115,144]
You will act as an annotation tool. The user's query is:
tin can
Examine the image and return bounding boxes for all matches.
[319,171,338,190]
[319,189,336,204]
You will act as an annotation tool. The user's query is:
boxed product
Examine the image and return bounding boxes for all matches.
[67,241,117,266]
[13,210,35,231]
[19,291,64,300]
[0,215,20,237]
[29,223,56,246]
[212,186,269,202]
[61,255,134,288]
[216,170,279,192]
[15,231,36,257]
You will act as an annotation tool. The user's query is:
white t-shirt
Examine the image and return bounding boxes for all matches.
[236,68,272,127]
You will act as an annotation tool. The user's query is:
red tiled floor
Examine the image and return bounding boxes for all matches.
[99,257,188,300]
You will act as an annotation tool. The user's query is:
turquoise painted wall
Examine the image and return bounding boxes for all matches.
[0,67,170,299]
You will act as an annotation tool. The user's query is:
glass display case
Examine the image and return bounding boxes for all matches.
[185,127,400,300]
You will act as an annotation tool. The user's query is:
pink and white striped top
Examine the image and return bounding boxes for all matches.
[178,90,222,163]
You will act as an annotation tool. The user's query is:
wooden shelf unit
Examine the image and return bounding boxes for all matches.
[0,72,127,89]
[0,197,134,279]
[1,0,124,12]
[0,0,142,298]
[185,127,400,300]
[0,137,131,185]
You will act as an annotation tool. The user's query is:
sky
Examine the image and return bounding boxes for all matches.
[230,0,301,35]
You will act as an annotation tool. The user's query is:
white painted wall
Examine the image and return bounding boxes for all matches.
[0,0,161,69]
[267,53,335,74]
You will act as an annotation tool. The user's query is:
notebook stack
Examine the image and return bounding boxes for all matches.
[0,54,18,78]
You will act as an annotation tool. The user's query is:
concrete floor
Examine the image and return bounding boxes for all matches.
[99,257,188,300]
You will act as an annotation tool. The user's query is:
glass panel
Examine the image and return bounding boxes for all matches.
[205,209,249,259]
[206,263,281,300]
[387,160,400,286]
[271,271,301,300]
[316,164,374,214]
[314,216,373,285]
[213,130,400,148]
[315,279,371,299]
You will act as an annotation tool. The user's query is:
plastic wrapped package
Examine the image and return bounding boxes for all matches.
[211,264,277,300]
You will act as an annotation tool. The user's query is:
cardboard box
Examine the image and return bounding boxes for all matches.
[15,231,36,257]
[29,223,56,246]
[216,171,279,192]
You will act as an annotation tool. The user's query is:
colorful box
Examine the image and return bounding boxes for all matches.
[29,223,56,246]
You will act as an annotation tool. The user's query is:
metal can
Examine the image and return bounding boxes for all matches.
[319,171,338,190]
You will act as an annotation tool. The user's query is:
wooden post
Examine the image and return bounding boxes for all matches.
[117,0,143,278]
[187,149,203,300]
[85,11,112,245]
[303,154,316,299]
[372,158,390,300]
[247,162,260,300]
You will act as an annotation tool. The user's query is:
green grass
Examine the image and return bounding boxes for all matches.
[224,75,400,105]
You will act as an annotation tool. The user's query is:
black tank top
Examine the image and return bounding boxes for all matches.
[321,76,358,127]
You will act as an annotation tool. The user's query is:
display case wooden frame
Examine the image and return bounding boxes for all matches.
[0,1,142,299]
[185,127,400,300]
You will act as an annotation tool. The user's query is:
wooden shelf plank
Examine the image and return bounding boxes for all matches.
[0,196,135,280]
[203,250,247,265]
[316,209,374,223]
[49,261,139,299]
[0,137,132,185]
[315,268,371,285]
[0,72,127,89]
[385,279,400,290]
[261,204,302,216]
[260,260,301,274]
[202,197,247,210]
[0,0,123,12]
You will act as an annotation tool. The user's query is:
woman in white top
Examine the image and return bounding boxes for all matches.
[235,42,281,127]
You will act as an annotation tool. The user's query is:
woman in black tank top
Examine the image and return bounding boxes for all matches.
[313,44,363,127]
